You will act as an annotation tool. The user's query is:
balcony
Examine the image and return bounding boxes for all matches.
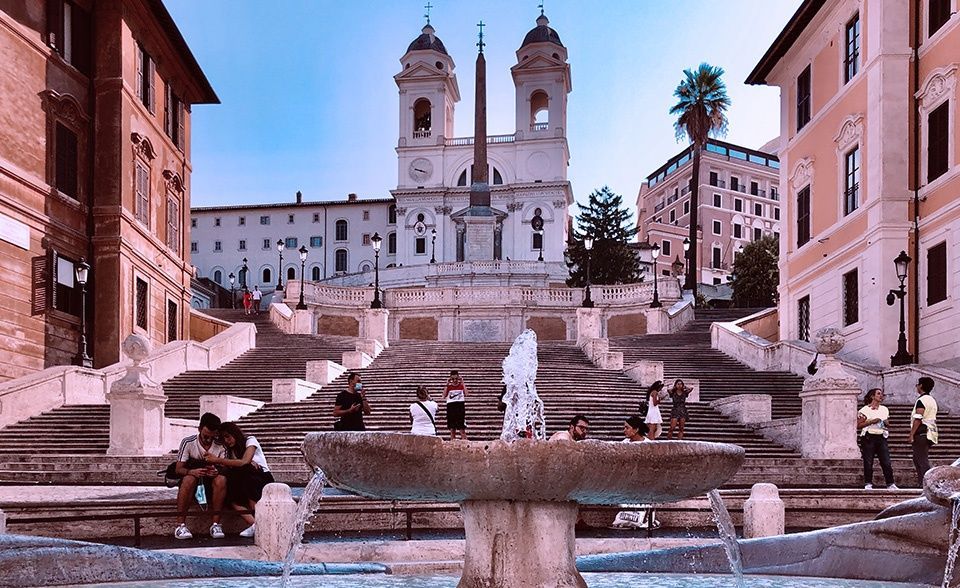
[531,122,548,131]
[413,130,432,139]
[709,179,726,189]
[445,134,517,146]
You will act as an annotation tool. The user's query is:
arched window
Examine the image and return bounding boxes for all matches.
[287,267,296,281]
[311,266,321,281]
[388,204,397,224]
[457,170,468,186]
[335,249,348,272]
[459,166,504,186]
[530,90,549,130]
[359,262,373,272]
[213,270,222,284]
[493,167,504,185]
[413,98,432,136]
[262,268,272,284]
[335,219,348,241]
[388,232,397,254]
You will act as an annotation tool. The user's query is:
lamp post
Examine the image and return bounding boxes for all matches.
[582,235,594,308]
[275,239,285,291]
[886,250,913,367]
[296,245,308,310]
[228,272,236,309]
[536,229,544,262]
[74,258,92,368]
[430,228,437,264]
[241,257,248,289]
[650,243,662,308]
[370,232,383,309]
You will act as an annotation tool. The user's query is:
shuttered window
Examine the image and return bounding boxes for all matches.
[136,43,155,112]
[55,123,78,199]
[842,269,859,326]
[797,186,811,247]
[135,277,148,330]
[166,196,180,254]
[928,101,949,182]
[164,84,185,150]
[167,300,178,342]
[135,162,150,227]
[797,65,811,130]
[927,241,947,305]
[798,295,811,342]
[929,0,951,37]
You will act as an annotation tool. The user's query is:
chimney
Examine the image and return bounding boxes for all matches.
[295,190,303,204]
[348,193,357,202]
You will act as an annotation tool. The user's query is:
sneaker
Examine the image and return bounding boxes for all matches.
[174,523,193,540]
[864,484,873,490]
[239,524,256,538]
[209,523,225,539]
[887,484,899,490]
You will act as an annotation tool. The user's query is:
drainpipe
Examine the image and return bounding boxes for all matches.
[910,0,921,362]
[323,203,328,279]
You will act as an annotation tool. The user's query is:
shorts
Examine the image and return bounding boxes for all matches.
[446,401,466,430]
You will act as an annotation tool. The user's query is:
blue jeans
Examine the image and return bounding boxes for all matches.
[860,434,894,486]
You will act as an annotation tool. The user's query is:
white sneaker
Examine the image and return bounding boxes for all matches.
[209,523,225,539]
[887,484,899,490]
[239,523,256,538]
[864,484,873,490]
[174,523,193,540]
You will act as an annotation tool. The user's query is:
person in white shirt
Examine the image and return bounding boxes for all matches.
[173,412,227,540]
[909,377,939,486]
[857,388,897,490]
[204,421,274,538]
[409,386,438,436]
[442,370,469,440]
[251,286,263,315]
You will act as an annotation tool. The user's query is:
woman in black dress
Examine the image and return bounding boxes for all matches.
[667,379,692,440]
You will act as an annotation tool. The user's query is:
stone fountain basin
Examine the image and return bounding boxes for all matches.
[302,432,745,504]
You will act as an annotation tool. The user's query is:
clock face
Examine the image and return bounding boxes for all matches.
[409,158,434,183]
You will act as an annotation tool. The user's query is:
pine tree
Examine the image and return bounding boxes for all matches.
[567,186,640,286]
[730,235,779,308]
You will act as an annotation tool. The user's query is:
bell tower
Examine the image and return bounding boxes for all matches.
[395,22,460,152]
[511,13,571,140]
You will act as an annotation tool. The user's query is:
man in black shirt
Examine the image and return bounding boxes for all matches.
[333,372,371,431]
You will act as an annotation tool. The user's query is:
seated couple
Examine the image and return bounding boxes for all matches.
[173,412,273,540]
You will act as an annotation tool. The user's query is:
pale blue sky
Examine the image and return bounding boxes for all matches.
[166,0,801,214]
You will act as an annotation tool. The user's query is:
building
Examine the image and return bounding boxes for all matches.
[0,0,217,380]
[747,0,960,366]
[637,139,781,286]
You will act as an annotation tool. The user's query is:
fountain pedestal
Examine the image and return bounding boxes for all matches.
[461,500,584,588]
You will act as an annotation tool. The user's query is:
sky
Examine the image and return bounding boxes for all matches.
[165,0,802,217]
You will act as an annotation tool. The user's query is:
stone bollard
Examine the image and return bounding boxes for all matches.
[799,328,861,459]
[743,483,784,538]
[256,483,299,561]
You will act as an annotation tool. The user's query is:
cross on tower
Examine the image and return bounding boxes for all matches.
[477,20,485,54]
[538,1,544,16]
[424,2,432,25]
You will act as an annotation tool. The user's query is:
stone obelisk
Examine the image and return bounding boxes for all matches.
[463,20,495,262]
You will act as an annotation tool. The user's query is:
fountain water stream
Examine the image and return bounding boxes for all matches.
[499,329,545,441]
[281,468,327,586]
[942,496,960,588]
[707,489,745,586]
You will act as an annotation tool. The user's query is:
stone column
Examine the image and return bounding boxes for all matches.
[362,308,390,348]
[743,483,784,538]
[256,483,299,561]
[575,308,602,348]
[0,508,6,534]
[799,328,861,459]
[106,334,168,456]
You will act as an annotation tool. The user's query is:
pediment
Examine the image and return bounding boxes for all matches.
[395,62,448,81]
[511,53,564,72]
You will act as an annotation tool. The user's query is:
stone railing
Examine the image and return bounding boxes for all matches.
[0,321,257,429]
[430,260,544,275]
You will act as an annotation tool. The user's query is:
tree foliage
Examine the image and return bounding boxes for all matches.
[731,235,779,308]
[566,187,639,287]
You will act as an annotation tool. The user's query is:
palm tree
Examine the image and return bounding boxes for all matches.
[669,63,731,302]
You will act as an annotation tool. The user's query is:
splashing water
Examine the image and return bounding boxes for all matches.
[281,468,327,586]
[500,329,545,441]
[707,489,745,587]
[942,497,960,588]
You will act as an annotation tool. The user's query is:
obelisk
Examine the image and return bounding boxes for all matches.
[463,20,496,262]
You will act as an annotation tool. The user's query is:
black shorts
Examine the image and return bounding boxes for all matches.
[446,402,466,430]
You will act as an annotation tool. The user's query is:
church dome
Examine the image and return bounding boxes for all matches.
[520,14,564,48]
[407,24,449,55]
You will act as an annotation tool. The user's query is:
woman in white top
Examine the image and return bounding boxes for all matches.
[204,421,273,538]
[410,386,438,436]
[643,381,664,440]
[856,388,897,490]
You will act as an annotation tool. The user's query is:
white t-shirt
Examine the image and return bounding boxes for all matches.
[177,435,225,463]
[251,289,262,301]
[243,435,270,472]
[409,400,438,436]
[858,405,889,437]
[445,383,465,403]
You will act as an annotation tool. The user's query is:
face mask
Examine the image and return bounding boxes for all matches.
[354,383,363,392]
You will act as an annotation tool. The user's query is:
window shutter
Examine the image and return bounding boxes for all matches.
[164,84,171,138]
[177,100,185,149]
[136,45,144,103]
[46,0,64,53]
[928,102,949,182]
[927,242,947,305]
[32,254,51,315]
[147,57,155,112]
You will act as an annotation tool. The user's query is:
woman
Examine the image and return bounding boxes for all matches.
[442,370,469,441]
[241,289,252,315]
[857,388,897,490]
[667,379,692,440]
[643,380,664,440]
[623,415,648,442]
[203,421,274,538]
[409,385,438,436]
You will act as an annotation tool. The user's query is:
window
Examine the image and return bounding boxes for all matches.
[260,215,270,225]
[532,231,543,250]
[493,168,504,185]
[797,186,811,247]
[166,196,180,254]
[730,177,740,192]
[669,209,676,223]
[734,198,743,212]
[363,210,370,221]
[754,203,763,216]
[713,193,722,208]
[135,161,150,227]
[388,205,397,224]
[214,241,221,252]
[285,237,297,249]
[750,181,759,196]
[239,240,246,251]
[310,236,322,247]
[709,171,719,186]
[190,242,198,253]
[930,0,951,37]
[927,241,948,305]
[136,43,155,112]
[167,300,178,342]
[135,277,148,330]
[771,187,779,200]
[54,122,79,199]
[288,214,295,224]
[311,266,321,281]
[191,218,197,228]
[164,85,185,149]
[683,201,690,215]
[845,14,860,83]
[753,227,762,241]
[335,219,348,241]
[928,101,949,182]
[262,268,272,284]
[713,220,722,235]
[214,217,221,227]
[844,147,860,215]
[712,247,722,269]
[415,237,427,254]
[51,252,81,316]
[774,207,780,220]
[362,233,371,246]
[797,65,812,130]
[774,231,780,241]
[287,267,295,281]
[388,232,397,254]
[335,249,348,272]
[262,238,270,250]
[213,269,222,284]
[661,240,671,256]
[313,213,320,223]
[47,0,92,75]
[842,269,859,326]
[239,217,245,226]
[733,224,742,239]
[798,295,810,342]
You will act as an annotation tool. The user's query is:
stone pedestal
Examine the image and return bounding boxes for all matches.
[256,483,298,561]
[305,360,346,386]
[362,309,389,348]
[743,483,784,538]
[106,335,168,456]
[799,328,861,459]
[463,215,495,262]
[460,500,585,588]
[575,308,602,347]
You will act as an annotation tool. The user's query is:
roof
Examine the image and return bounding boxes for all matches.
[407,24,449,56]
[147,0,219,103]
[745,0,826,86]
[520,14,564,49]
[191,197,396,214]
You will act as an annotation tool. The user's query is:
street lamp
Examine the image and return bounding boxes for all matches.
[370,232,383,309]
[536,229,544,262]
[74,258,92,368]
[275,239,284,292]
[582,235,594,308]
[296,245,308,310]
[430,228,437,264]
[650,243,662,308]
[886,250,913,367]
[241,257,248,289]
[228,272,236,309]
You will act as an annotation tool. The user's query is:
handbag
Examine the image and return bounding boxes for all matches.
[807,353,819,375]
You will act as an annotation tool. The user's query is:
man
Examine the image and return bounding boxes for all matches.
[550,415,590,442]
[251,286,263,315]
[333,372,371,431]
[173,412,227,540]
[909,377,939,486]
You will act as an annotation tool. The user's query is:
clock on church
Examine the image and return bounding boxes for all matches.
[408,158,433,183]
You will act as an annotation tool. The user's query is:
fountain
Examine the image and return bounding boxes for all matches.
[302,330,745,587]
